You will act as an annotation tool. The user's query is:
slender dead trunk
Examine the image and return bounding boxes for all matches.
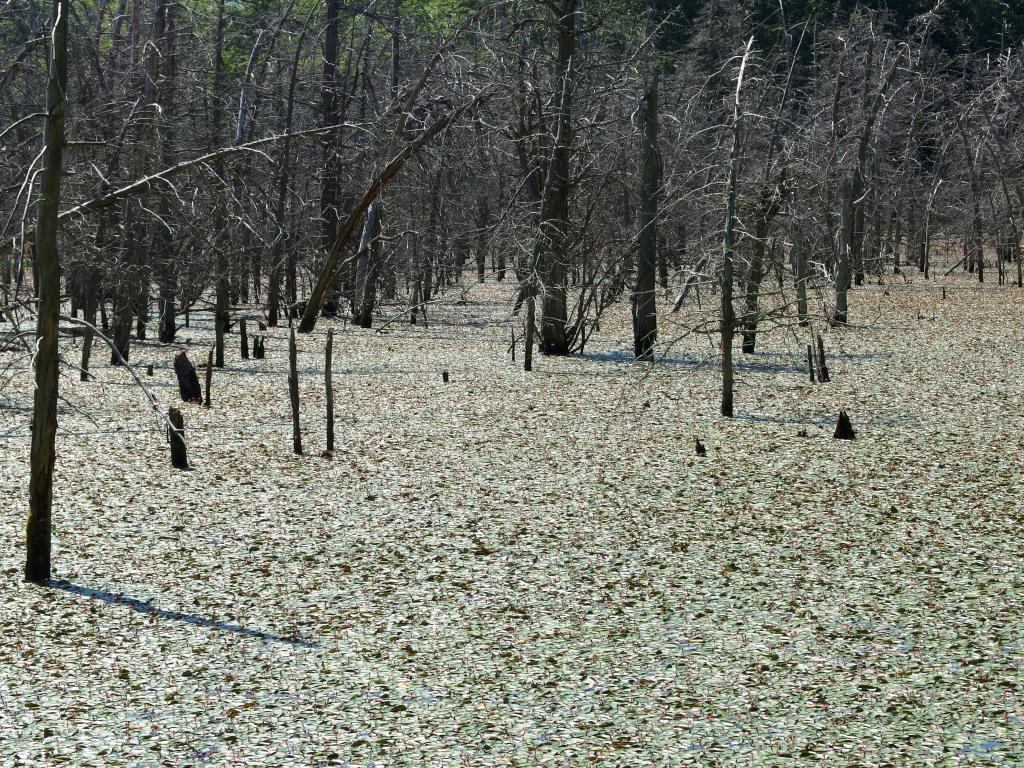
[719,39,754,418]
[325,328,335,452]
[26,0,68,583]
[288,327,302,454]
[633,73,658,361]
[352,201,380,327]
[213,0,228,366]
[833,177,853,325]
[794,236,808,326]
[524,293,535,372]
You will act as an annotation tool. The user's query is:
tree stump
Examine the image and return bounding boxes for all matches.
[240,318,249,359]
[442,370,449,383]
[173,352,202,403]
[168,407,189,468]
[815,334,831,383]
[833,410,856,440]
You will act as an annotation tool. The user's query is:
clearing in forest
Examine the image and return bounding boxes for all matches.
[1,276,1022,765]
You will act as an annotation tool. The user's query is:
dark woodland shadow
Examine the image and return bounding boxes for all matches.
[47,580,319,648]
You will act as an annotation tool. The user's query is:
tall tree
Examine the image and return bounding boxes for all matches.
[633,73,658,360]
[26,0,68,583]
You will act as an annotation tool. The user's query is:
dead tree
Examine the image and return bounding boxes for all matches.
[25,0,68,583]
[205,349,213,407]
[325,328,335,453]
[240,318,249,359]
[168,407,189,468]
[720,39,755,417]
[633,73,659,361]
[173,352,202,403]
[289,327,302,454]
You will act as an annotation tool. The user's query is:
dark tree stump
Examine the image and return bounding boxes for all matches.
[442,370,449,383]
[240,318,249,360]
[173,352,202,403]
[146,364,154,377]
[168,407,189,468]
[833,410,856,440]
[815,334,831,383]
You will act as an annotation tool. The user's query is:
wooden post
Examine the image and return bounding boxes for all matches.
[289,327,302,454]
[173,352,203,403]
[205,349,213,407]
[240,318,249,359]
[806,344,816,383]
[325,328,334,453]
[168,407,189,468]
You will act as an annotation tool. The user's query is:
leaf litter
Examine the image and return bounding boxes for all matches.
[0,276,1021,766]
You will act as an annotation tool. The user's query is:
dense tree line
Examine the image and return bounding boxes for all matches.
[4,0,1024,579]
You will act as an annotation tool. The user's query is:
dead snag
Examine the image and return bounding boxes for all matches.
[806,344,816,383]
[833,410,856,440]
[815,334,831,383]
[289,327,302,454]
[173,352,202,403]
[240,318,249,359]
[168,407,189,468]
[205,349,213,408]
[524,294,535,372]
[325,329,335,454]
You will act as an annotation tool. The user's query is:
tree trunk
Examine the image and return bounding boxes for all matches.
[633,74,658,361]
[536,0,576,356]
[352,201,380,328]
[289,327,302,454]
[524,293,535,372]
[719,40,753,418]
[213,0,228,367]
[833,177,853,325]
[168,407,188,469]
[173,352,202,403]
[794,237,809,326]
[26,0,67,583]
[325,328,335,452]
